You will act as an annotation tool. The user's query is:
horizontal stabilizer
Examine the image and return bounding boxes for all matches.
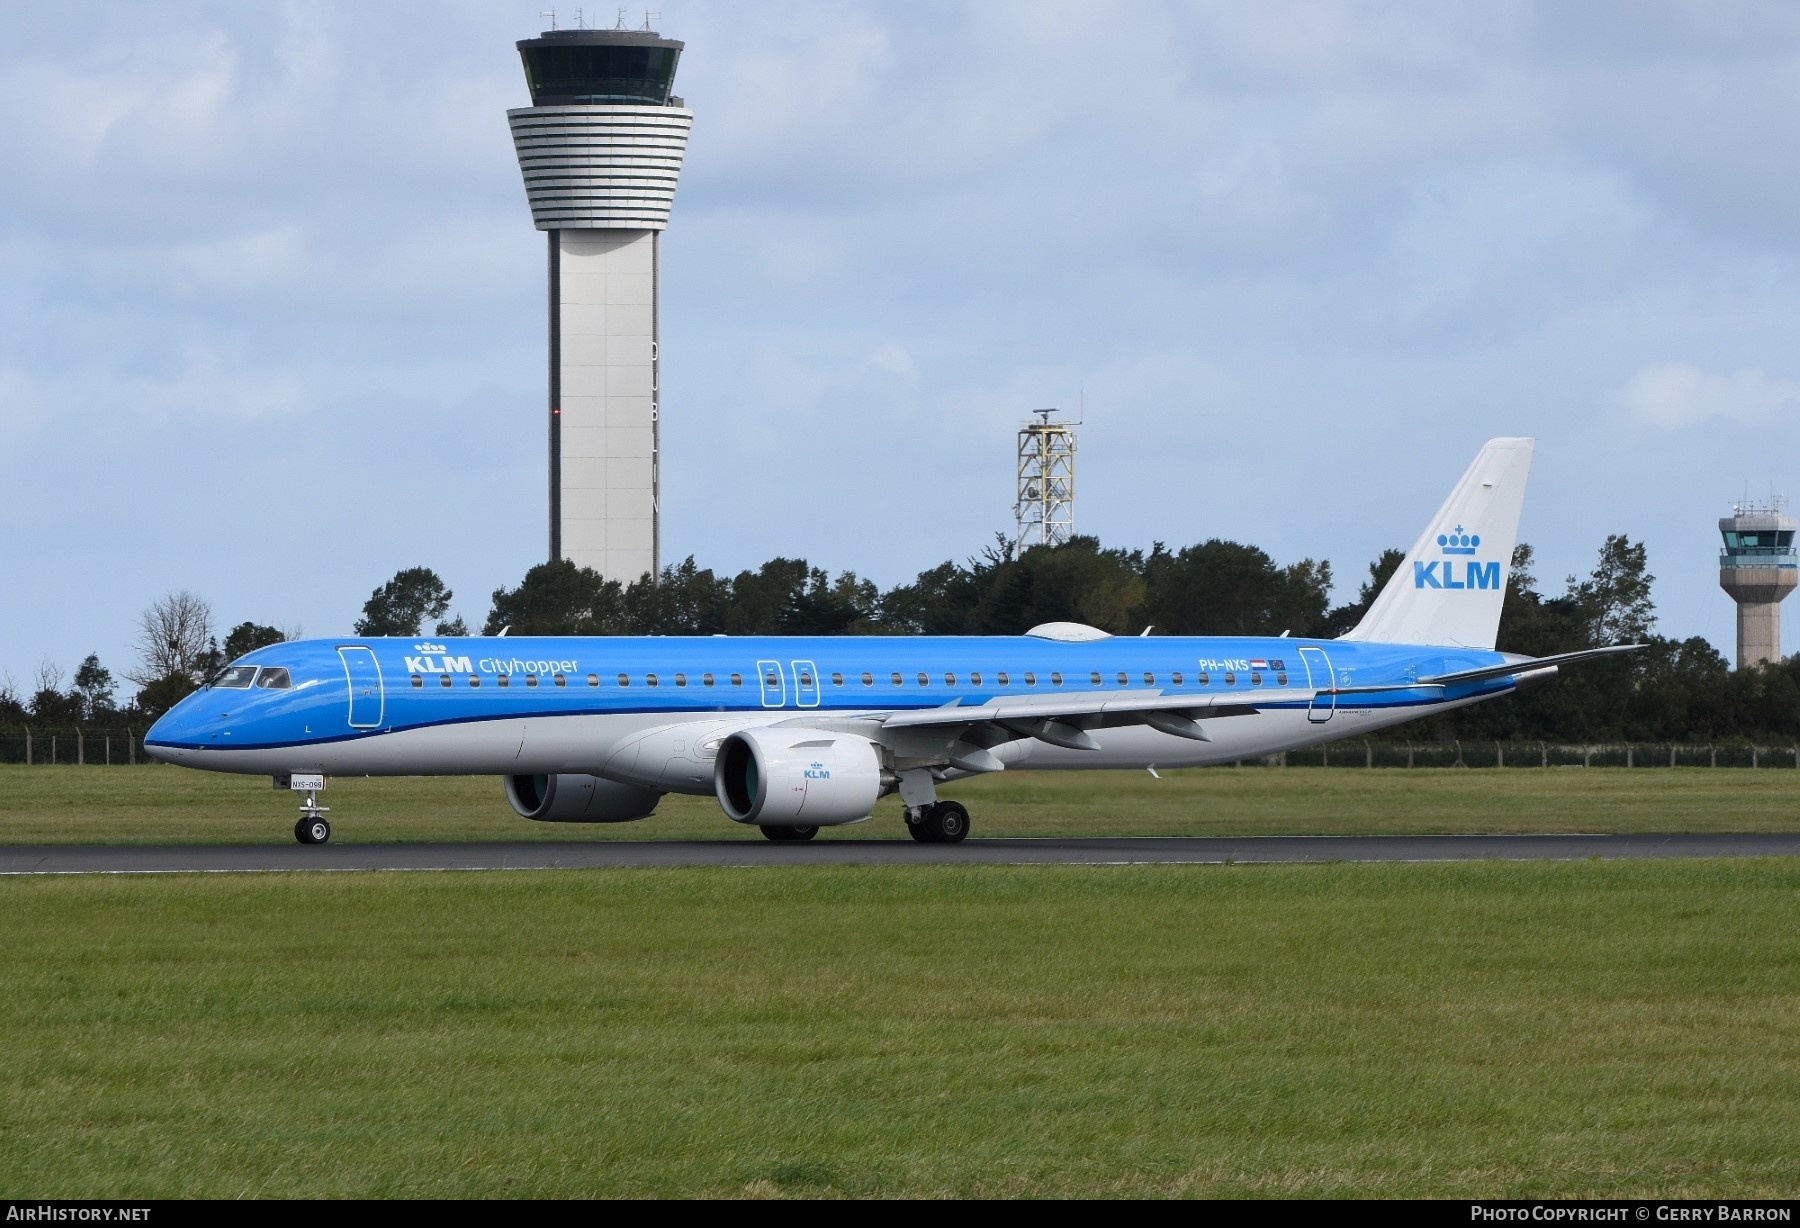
[1420,644,1643,687]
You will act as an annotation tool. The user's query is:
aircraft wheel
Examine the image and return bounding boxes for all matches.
[909,801,970,844]
[760,825,818,842]
[932,800,970,843]
[295,817,331,845]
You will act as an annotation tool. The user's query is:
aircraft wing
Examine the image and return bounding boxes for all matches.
[850,688,1315,768]
[877,689,1281,729]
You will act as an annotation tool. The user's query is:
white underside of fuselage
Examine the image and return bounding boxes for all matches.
[152,694,1488,795]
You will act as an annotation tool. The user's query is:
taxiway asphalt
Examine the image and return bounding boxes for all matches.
[2,833,1799,874]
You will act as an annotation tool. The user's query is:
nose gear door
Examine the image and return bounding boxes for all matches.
[337,646,385,729]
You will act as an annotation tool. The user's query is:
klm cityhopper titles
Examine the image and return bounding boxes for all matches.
[146,439,1635,845]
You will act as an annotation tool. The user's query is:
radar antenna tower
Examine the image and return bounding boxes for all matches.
[1015,408,1078,549]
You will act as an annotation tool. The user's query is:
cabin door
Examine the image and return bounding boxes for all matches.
[337,646,385,729]
[1299,646,1335,724]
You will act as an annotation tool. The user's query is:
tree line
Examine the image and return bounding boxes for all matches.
[8,533,1796,744]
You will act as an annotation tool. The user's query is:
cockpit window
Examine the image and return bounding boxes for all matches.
[214,666,257,689]
[255,667,293,690]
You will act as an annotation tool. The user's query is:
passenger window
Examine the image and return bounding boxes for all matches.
[617,673,630,687]
[997,672,1009,686]
[469,676,481,688]
[255,668,292,690]
[1051,672,1064,686]
[1117,672,1129,686]
[764,672,779,688]
[1024,672,1037,686]
[861,673,873,686]
[675,674,687,687]
[1143,672,1155,686]
[1172,671,1184,685]
[440,675,453,688]
[1251,672,1263,687]
[410,675,423,688]
[647,674,660,688]
[730,673,743,686]
[553,673,567,687]
[1198,672,1210,686]
[526,675,539,688]
[799,673,813,686]
[703,673,715,687]
[498,675,511,689]
[1276,672,1289,685]
[970,672,983,686]
[944,672,956,686]
[587,674,599,687]
[831,672,844,686]
[1090,672,1103,686]
[917,673,930,687]
[892,672,903,686]
[1224,672,1236,687]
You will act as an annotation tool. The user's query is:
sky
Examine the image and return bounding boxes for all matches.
[5,0,1800,695]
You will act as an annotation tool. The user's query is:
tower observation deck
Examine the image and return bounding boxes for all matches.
[1718,498,1797,668]
[508,25,694,581]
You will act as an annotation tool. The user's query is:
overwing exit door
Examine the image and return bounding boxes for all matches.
[756,659,786,708]
[791,660,821,707]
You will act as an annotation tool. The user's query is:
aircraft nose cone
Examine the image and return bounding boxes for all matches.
[144,700,201,761]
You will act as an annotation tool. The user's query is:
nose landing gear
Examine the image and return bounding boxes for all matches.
[294,786,331,844]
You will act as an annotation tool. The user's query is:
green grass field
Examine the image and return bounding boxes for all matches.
[3,860,1797,1198]
[2,763,1798,843]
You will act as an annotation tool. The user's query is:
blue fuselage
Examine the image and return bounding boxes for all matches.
[145,633,1513,785]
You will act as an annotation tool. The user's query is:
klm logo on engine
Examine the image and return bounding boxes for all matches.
[804,761,832,781]
[1414,525,1501,591]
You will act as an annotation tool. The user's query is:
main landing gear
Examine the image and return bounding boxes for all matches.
[906,800,970,844]
[760,825,819,842]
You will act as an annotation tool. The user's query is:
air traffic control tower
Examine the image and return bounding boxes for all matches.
[508,24,693,581]
[1719,499,1797,667]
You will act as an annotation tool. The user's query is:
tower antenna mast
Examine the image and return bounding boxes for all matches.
[1015,409,1078,549]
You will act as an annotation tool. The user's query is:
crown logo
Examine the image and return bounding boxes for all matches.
[413,642,449,654]
[1437,526,1480,556]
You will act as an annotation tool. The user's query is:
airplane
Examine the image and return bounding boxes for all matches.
[145,438,1636,845]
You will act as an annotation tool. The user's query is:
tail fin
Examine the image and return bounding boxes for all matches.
[1340,437,1534,649]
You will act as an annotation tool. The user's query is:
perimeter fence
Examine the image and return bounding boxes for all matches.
[0,727,148,766]
[2,725,1799,771]
[1260,740,1800,769]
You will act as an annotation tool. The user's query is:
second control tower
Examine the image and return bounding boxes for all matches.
[1719,499,1797,668]
[508,24,693,581]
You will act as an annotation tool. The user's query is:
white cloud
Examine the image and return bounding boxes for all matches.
[1617,362,1800,428]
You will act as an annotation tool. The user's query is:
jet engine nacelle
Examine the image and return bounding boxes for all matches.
[714,728,883,826]
[504,773,663,823]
